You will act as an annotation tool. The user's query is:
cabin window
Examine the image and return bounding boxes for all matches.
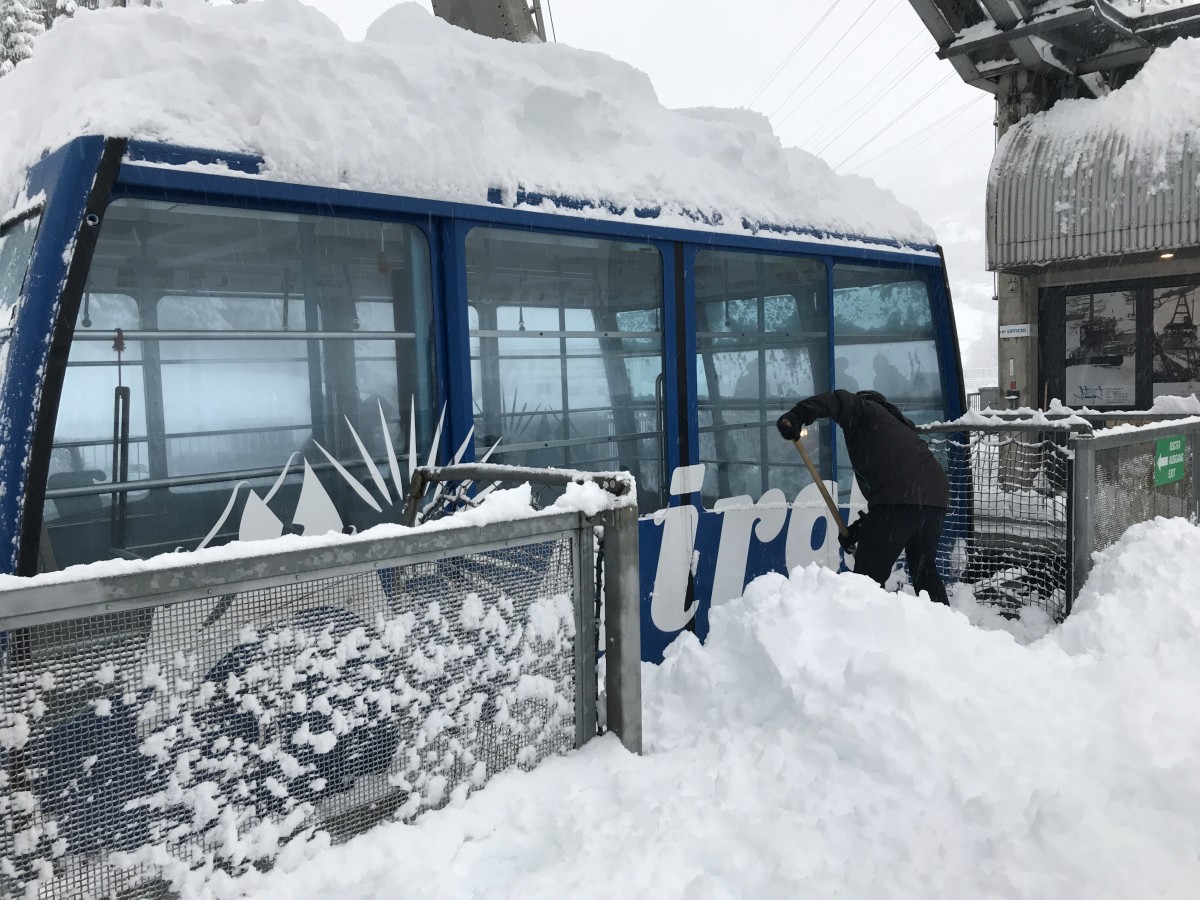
[466,227,665,512]
[695,250,829,505]
[41,198,435,570]
[0,212,41,329]
[832,263,944,499]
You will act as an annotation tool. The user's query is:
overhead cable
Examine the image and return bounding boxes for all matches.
[767,0,887,120]
[810,44,933,156]
[773,0,904,131]
[833,71,957,169]
[801,28,928,149]
[845,94,987,171]
[746,2,844,108]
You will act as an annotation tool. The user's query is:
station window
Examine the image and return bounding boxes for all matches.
[695,250,829,504]
[41,199,435,570]
[466,228,665,512]
[832,263,944,499]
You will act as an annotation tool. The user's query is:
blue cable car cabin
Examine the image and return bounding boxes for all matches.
[0,137,965,662]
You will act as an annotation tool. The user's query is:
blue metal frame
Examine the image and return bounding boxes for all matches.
[110,150,944,270]
[2,137,965,641]
[0,138,110,572]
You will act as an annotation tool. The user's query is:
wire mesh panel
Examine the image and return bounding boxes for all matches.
[0,531,587,899]
[926,427,1071,620]
[1093,437,1195,554]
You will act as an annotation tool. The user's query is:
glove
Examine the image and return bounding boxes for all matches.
[776,403,813,441]
[838,511,867,554]
[776,412,803,441]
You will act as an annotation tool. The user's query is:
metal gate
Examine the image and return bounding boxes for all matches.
[922,415,1200,618]
[0,500,639,899]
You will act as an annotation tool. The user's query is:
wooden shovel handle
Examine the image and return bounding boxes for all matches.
[792,437,850,538]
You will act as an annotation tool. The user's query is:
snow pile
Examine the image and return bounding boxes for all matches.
[994,35,1200,180]
[1149,393,1200,414]
[226,516,1200,900]
[0,0,933,246]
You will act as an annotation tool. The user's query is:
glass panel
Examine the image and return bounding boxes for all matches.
[1064,289,1136,408]
[0,213,41,329]
[43,199,436,570]
[466,227,664,513]
[1152,284,1200,398]
[833,263,944,499]
[696,250,829,505]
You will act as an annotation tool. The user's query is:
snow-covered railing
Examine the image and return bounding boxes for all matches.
[0,492,638,900]
[921,408,1200,617]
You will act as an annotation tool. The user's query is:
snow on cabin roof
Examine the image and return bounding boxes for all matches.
[0,0,935,250]
[989,36,1200,266]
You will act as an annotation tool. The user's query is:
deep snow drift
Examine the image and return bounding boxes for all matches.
[0,0,932,246]
[216,516,1200,900]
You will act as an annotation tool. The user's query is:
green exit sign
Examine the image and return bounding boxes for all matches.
[1155,435,1187,486]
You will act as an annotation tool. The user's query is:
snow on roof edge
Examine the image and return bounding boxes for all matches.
[11,135,941,257]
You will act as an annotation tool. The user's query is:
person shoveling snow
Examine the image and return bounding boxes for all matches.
[777,389,949,605]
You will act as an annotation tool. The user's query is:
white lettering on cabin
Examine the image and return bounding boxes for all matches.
[649,466,866,634]
[710,490,788,608]
[786,480,859,571]
[648,466,705,633]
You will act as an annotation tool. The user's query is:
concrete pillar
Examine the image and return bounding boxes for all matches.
[993,71,1064,411]
[997,270,1040,409]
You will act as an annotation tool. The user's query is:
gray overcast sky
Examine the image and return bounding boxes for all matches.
[300,0,997,375]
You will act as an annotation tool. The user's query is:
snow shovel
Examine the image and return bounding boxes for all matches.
[792,428,850,540]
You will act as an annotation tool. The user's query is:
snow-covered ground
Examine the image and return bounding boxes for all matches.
[215,515,1200,900]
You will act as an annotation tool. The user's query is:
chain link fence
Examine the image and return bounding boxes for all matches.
[923,423,1077,620]
[0,500,640,900]
[923,414,1200,619]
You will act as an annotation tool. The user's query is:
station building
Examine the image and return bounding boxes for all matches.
[909,0,1200,409]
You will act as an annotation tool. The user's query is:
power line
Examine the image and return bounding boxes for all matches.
[833,70,957,170]
[545,0,557,42]
[773,0,904,131]
[746,2,844,108]
[893,101,993,165]
[845,94,986,171]
[808,41,932,156]
[767,0,886,120]
[801,28,927,150]
[926,115,993,158]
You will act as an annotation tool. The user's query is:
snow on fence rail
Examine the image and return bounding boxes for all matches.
[0,488,640,900]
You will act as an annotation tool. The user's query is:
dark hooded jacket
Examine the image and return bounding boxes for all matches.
[791,389,949,509]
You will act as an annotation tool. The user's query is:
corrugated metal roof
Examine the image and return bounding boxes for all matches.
[988,117,1200,268]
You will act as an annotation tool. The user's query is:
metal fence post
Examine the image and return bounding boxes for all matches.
[597,503,642,754]
[1193,423,1200,525]
[1069,432,1096,608]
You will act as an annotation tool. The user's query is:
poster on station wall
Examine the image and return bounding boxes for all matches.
[1065,290,1136,407]
[1070,292,1132,408]
[1152,284,1200,400]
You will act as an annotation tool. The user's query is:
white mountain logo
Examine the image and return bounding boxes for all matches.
[197,400,497,548]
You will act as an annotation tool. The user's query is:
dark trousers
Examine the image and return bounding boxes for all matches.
[852,504,948,605]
